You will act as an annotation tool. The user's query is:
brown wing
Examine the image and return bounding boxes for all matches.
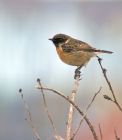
[62,38,113,54]
[61,39,95,53]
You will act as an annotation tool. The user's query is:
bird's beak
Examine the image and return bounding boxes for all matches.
[49,38,53,41]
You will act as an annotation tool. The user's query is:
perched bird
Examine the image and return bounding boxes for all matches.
[49,34,113,68]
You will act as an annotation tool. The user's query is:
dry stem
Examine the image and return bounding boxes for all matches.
[97,56,122,111]
[54,135,65,140]
[19,89,41,140]
[71,87,102,139]
[37,78,57,135]
[99,124,103,140]
[66,73,80,140]
[114,129,120,140]
[36,83,99,140]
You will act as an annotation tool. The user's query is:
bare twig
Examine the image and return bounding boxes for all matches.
[36,84,99,140]
[97,56,122,111]
[86,87,102,111]
[54,135,65,140]
[66,70,81,140]
[71,87,102,139]
[37,78,57,135]
[114,129,120,140]
[19,89,41,140]
[99,124,103,140]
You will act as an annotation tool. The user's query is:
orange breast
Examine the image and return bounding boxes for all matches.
[56,47,94,66]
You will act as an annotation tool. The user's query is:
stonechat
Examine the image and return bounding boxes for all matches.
[49,33,113,70]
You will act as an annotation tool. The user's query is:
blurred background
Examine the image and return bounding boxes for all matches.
[0,0,122,140]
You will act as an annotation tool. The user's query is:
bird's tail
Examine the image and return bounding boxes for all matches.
[94,49,113,54]
[80,48,113,54]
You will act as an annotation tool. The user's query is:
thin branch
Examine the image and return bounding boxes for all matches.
[37,78,57,135]
[66,70,81,140]
[99,124,103,140]
[19,89,41,140]
[54,135,65,140]
[71,87,102,139]
[36,84,99,140]
[86,87,102,111]
[114,129,120,140]
[97,56,122,111]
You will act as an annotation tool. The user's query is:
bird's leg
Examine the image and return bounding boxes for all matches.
[74,65,83,79]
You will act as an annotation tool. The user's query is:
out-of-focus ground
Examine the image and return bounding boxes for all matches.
[0,1,122,140]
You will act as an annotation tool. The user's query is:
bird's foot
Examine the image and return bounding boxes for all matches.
[74,65,83,80]
[74,69,81,79]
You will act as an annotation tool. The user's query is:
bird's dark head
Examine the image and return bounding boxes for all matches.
[49,34,69,47]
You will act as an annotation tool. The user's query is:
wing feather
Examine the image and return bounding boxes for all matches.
[61,40,95,53]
